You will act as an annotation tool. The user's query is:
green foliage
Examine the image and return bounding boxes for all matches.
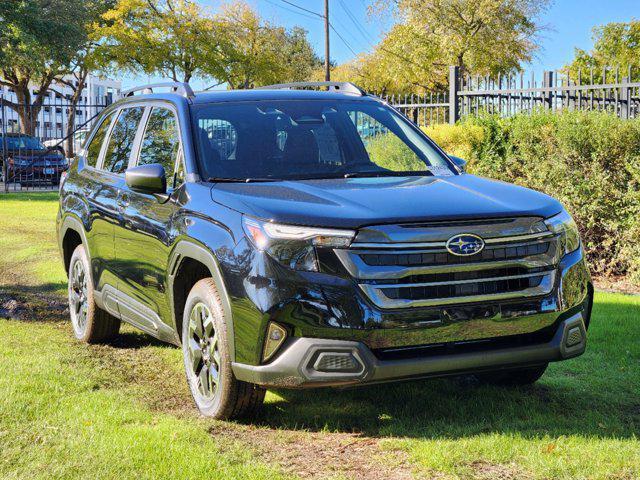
[565,20,640,82]
[0,0,95,133]
[339,0,550,94]
[427,111,640,281]
[364,133,425,171]
[96,0,320,87]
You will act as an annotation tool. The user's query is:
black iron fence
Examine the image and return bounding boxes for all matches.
[1,95,110,192]
[384,66,640,127]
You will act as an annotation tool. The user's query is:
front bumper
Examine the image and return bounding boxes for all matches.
[233,311,588,388]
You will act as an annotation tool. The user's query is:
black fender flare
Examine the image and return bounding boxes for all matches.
[167,240,235,360]
[58,214,91,271]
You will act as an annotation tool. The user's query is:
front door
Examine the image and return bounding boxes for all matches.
[115,105,185,337]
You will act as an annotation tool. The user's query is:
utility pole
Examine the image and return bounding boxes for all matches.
[324,0,330,81]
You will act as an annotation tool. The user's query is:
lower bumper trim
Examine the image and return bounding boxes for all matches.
[232,313,587,389]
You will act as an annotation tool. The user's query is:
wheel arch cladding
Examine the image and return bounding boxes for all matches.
[168,241,236,360]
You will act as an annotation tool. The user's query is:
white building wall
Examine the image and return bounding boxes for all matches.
[0,75,121,140]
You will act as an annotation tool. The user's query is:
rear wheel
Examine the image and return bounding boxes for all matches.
[182,278,265,419]
[475,364,548,386]
[68,244,120,343]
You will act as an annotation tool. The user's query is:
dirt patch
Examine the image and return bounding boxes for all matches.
[208,423,416,480]
[0,291,67,321]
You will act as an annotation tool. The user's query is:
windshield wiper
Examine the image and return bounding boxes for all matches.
[343,170,434,178]
[207,177,281,183]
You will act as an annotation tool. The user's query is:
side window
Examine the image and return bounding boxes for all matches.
[102,107,144,174]
[85,112,114,167]
[138,107,181,185]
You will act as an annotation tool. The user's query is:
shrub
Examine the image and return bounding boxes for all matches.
[425,111,640,282]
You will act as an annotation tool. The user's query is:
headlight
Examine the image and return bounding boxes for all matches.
[243,217,355,271]
[545,209,580,255]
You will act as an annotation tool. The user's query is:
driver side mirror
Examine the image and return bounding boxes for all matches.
[449,155,467,172]
[126,163,167,197]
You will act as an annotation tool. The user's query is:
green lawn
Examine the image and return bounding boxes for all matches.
[0,192,638,480]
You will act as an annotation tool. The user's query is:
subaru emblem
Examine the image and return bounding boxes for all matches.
[446,233,485,256]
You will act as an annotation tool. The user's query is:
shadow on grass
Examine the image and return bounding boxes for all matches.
[254,298,640,441]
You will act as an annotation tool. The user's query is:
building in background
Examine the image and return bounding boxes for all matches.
[0,75,121,140]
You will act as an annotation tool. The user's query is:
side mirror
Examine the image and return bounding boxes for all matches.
[125,163,167,195]
[449,155,467,172]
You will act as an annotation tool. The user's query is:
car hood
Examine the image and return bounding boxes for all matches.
[209,174,563,228]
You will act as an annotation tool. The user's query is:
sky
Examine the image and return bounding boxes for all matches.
[121,0,640,91]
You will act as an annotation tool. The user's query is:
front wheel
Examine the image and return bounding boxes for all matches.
[475,364,548,386]
[182,278,265,419]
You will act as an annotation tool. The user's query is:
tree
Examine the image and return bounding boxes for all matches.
[57,1,115,156]
[96,0,319,90]
[351,0,551,94]
[96,0,217,83]
[211,2,321,89]
[565,21,640,83]
[0,0,90,134]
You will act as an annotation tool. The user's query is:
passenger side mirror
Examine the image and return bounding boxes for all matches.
[125,163,167,196]
[449,155,467,172]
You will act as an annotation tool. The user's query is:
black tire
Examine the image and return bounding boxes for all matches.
[68,244,120,343]
[475,364,548,386]
[182,278,265,420]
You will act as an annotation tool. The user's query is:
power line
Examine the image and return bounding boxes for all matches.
[263,0,319,21]
[278,0,323,18]
[338,0,376,46]
[329,23,358,57]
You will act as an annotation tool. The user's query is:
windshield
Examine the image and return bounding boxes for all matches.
[2,135,46,151]
[191,99,456,181]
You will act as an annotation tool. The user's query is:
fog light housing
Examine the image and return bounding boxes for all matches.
[262,322,287,362]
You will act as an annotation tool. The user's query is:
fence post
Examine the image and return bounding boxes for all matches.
[543,71,554,109]
[620,76,630,119]
[449,66,460,124]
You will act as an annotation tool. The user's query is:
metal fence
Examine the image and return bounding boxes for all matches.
[385,66,640,127]
[1,95,110,192]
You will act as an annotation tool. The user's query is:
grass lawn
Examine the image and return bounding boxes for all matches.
[0,192,638,480]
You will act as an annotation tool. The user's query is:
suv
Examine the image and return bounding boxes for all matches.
[57,81,593,419]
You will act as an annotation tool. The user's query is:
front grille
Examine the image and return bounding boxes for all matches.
[360,242,549,267]
[334,220,560,309]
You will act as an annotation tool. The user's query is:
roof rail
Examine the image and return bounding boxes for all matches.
[121,82,195,99]
[256,81,366,96]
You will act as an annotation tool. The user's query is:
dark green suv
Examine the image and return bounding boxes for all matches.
[57,82,593,419]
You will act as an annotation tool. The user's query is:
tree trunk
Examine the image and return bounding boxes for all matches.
[65,70,88,158]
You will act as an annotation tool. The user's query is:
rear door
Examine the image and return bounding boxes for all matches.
[115,104,185,337]
[96,105,146,316]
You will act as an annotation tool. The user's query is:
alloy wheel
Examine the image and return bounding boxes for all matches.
[186,302,221,400]
[69,259,88,335]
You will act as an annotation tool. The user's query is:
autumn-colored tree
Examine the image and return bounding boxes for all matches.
[210,2,320,89]
[565,20,640,83]
[0,0,92,134]
[96,0,216,83]
[96,0,319,89]
[338,0,550,95]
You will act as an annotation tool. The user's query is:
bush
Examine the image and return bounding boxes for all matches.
[425,111,640,282]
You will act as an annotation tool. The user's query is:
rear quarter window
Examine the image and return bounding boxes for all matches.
[85,112,114,167]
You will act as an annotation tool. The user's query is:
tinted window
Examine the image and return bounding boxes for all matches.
[102,107,144,174]
[138,107,181,184]
[191,100,455,180]
[85,113,114,167]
